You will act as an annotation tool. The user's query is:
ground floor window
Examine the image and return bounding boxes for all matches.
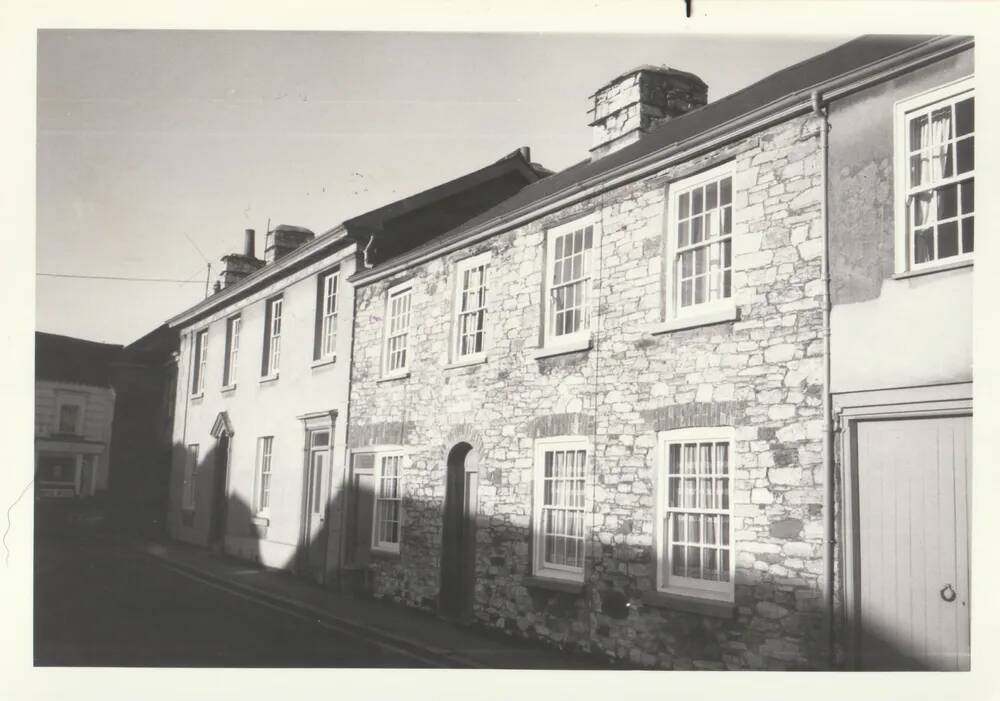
[182,444,199,510]
[255,436,274,515]
[373,453,403,552]
[532,436,588,581]
[657,427,734,600]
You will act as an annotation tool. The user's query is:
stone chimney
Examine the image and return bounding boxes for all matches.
[265,225,315,264]
[217,228,265,289]
[589,65,708,160]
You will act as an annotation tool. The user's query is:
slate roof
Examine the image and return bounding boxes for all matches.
[35,332,122,387]
[353,34,968,282]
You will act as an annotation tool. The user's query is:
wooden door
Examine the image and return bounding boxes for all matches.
[439,447,479,621]
[304,431,330,574]
[855,415,971,670]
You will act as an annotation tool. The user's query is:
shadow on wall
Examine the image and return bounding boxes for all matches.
[167,436,361,589]
[153,441,946,670]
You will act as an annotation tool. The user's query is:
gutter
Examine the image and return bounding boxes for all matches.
[811,89,835,669]
[350,35,971,288]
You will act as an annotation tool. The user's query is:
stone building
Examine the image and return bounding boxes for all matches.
[163,151,548,584]
[343,35,973,670]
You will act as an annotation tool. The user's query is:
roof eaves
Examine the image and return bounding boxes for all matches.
[166,226,351,329]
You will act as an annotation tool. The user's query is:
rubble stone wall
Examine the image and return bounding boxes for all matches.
[348,112,828,669]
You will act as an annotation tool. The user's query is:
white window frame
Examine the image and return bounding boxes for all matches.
[263,296,282,378]
[255,436,274,516]
[541,216,598,354]
[665,162,737,324]
[532,435,590,582]
[223,315,240,388]
[372,451,405,553]
[318,269,340,361]
[54,393,86,435]
[192,329,208,396]
[893,76,975,274]
[382,282,412,377]
[182,443,199,511]
[452,251,491,364]
[655,426,735,602]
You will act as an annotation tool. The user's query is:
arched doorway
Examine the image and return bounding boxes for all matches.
[208,411,234,550]
[439,442,479,622]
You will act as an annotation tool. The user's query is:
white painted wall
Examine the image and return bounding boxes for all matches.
[831,266,972,393]
[167,241,356,576]
[34,380,116,494]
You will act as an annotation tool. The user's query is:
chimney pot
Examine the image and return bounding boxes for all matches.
[244,229,255,258]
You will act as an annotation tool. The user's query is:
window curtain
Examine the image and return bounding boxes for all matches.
[912,109,952,262]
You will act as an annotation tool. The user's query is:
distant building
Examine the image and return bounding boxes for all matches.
[34,332,120,500]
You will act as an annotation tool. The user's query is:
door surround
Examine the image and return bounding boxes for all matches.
[835,382,972,670]
[208,412,235,548]
[296,410,338,582]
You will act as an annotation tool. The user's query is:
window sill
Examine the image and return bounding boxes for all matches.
[530,336,592,360]
[641,590,735,619]
[643,304,739,335]
[311,356,337,370]
[190,392,204,401]
[369,547,401,560]
[444,355,488,370]
[250,515,270,527]
[894,258,973,280]
[259,374,279,385]
[221,384,237,395]
[377,371,410,383]
[524,575,585,594]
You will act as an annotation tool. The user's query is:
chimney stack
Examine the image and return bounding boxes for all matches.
[588,65,707,160]
[265,225,315,264]
[217,229,265,290]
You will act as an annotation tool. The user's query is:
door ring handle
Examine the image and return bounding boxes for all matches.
[940,583,957,602]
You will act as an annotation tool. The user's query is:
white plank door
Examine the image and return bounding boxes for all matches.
[855,415,971,670]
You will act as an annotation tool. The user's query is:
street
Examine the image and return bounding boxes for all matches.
[33,519,428,667]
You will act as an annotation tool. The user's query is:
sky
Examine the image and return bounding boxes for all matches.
[37,30,846,345]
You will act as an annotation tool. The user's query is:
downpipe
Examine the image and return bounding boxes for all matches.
[810,90,836,668]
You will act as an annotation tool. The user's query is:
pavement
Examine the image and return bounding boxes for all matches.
[33,506,616,669]
[136,535,612,669]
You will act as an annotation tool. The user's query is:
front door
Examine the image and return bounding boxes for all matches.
[439,444,480,621]
[854,415,971,670]
[209,434,230,548]
[303,429,330,579]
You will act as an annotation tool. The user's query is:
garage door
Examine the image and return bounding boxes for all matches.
[855,415,971,670]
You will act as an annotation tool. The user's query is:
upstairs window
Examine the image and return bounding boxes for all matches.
[223,315,240,387]
[669,164,734,317]
[897,78,974,271]
[261,296,282,377]
[192,329,208,395]
[55,395,84,435]
[453,252,490,362]
[383,283,412,376]
[315,269,340,362]
[544,218,595,348]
